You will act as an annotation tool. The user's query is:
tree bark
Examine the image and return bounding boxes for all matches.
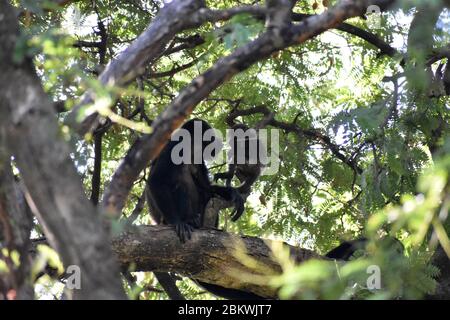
[111,225,322,299]
[0,130,34,300]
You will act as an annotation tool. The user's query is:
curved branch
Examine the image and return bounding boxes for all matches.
[291,13,399,58]
[67,0,207,135]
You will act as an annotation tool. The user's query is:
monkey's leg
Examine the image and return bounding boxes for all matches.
[214,163,237,187]
[149,185,199,242]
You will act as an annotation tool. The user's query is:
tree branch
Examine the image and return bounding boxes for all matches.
[90,133,102,205]
[291,13,399,58]
[225,105,363,174]
[150,59,198,79]
[112,225,323,299]
[67,1,270,135]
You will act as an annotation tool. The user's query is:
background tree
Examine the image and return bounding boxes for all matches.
[0,0,449,300]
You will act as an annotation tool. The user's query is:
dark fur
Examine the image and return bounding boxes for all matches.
[146,119,244,242]
[214,123,263,194]
[325,238,368,260]
[146,119,251,299]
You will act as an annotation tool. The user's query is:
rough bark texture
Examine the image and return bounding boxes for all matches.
[0,130,34,300]
[0,1,125,299]
[112,225,322,299]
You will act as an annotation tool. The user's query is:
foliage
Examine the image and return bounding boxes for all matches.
[9,0,450,299]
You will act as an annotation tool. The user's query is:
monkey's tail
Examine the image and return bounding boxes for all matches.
[325,237,368,261]
[195,280,266,300]
[154,272,185,300]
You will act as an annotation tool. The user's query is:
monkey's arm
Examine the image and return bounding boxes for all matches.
[209,185,244,221]
[192,164,245,222]
[213,163,237,187]
[236,165,261,194]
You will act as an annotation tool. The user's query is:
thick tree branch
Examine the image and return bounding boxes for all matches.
[66,0,207,135]
[70,1,397,136]
[290,13,399,58]
[173,9,400,66]
[0,133,34,300]
[112,225,322,299]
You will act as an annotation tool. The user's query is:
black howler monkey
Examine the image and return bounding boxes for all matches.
[146,119,386,300]
[146,118,245,242]
[146,118,248,300]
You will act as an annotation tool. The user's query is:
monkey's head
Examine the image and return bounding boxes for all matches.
[179,118,222,162]
[181,118,212,133]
